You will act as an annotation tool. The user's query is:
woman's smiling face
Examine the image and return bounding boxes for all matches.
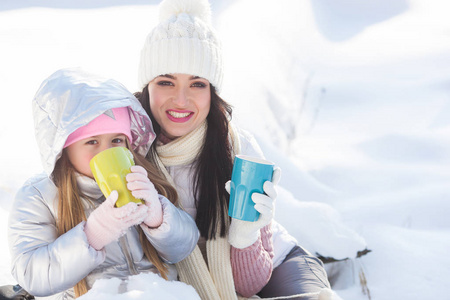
[147,73,211,140]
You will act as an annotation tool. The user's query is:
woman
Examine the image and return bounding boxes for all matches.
[135,0,332,299]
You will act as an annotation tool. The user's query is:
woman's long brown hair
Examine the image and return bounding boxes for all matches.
[52,144,178,297]
[135,84,233,240]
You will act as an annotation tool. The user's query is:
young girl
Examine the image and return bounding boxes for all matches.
[135,0,333,299]
[8,68,199,299]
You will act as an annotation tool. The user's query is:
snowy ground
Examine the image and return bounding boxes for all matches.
[1,0,450,299]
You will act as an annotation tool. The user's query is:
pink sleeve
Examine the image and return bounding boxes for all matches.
[231,224,274,297]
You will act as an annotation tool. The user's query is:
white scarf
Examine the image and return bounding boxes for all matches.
[155,121,239,300]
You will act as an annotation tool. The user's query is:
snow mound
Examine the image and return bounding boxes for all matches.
[276,187,367,260]
[78,273,200,300]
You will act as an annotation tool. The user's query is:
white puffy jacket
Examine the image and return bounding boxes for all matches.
[8,68,199,299]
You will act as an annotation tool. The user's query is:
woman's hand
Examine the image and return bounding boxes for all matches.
[84,190,148,250]
[226,167,281,249]
[127,165,163,228]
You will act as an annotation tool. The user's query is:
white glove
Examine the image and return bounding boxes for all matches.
[227,167,281,249]
[126,165,163,228]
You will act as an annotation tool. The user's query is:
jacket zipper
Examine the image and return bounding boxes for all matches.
[119,234,139,275]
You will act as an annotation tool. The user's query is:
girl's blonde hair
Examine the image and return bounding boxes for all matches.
[52,145,178,298]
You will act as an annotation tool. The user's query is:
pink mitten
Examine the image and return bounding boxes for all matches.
[126,165,163,228]
[84,190,148,250]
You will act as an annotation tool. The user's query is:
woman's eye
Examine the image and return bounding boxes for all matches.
[157,81,173,86]
[191,82,207,88]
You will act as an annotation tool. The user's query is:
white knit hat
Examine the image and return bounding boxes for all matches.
[138,0,223,92]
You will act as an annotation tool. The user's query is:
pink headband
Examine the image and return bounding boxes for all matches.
[64,107,132,148]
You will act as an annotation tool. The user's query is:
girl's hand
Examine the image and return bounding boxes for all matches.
[84,190,149,250]
[127,165,163,228]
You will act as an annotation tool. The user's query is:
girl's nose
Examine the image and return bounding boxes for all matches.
[100,143,114,152]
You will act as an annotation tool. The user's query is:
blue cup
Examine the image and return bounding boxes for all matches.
[228,155,275,222]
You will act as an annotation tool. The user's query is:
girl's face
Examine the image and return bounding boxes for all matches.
[66,133,128,178]
[147,73,211,140]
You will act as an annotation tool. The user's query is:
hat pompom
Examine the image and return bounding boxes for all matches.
[159,0,212,24]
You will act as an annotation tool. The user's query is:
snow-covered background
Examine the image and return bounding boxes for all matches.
[1,0,450,299]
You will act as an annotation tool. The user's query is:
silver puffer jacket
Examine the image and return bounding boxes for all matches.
[8,68,199,300]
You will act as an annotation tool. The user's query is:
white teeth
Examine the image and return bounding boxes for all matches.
[168,111,190,118]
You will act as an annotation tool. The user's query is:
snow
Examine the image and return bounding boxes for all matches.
[77,273,200,300]
[1,0,450,299]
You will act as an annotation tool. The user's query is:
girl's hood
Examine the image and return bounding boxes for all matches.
[33,68,155,176]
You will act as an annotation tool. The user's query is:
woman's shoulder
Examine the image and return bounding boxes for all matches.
[231,123,265,158]
[232,124,254,141]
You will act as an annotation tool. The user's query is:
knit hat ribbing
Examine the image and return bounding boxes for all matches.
[138,0,223,92]
[63,107,132,148]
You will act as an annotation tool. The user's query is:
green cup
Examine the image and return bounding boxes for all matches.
[89,147,143,207]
